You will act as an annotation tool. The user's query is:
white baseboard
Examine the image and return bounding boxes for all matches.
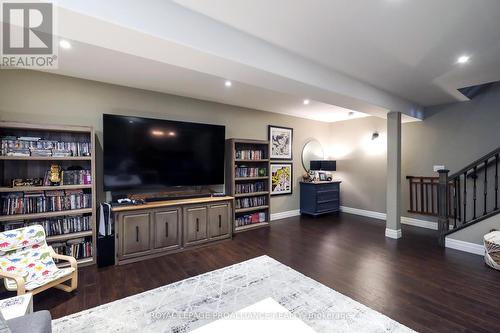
[385,228,402,239]
[400,216,438,230]
[340,206,438,230]
[340,206,386,220]
[270,209,300,221]
[445,238,485,256]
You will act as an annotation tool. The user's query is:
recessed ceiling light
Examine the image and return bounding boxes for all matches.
[303,99,310,105]
[59,40,72,49]
[225,80,232,87]
[457,55,470,64]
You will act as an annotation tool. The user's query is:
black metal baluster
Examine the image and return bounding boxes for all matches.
[463,172,467,223]
[496,154,499,210]
[473,166,477,220]
[457,176,461,223]
[453,178,457,228]
[484,160,488,216]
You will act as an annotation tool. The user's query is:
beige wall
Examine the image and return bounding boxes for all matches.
[328,116,387,213]
[0,70,331,214]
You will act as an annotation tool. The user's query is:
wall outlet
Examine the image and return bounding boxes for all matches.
[433,165,445,172]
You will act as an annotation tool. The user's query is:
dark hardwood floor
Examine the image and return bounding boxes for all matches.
[6,213,500,332]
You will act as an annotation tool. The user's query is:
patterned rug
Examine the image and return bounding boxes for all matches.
[52,255,414,332]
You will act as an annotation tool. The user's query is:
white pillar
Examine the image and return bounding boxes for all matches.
[386,111,402,239]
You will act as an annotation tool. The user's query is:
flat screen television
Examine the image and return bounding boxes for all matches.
[103,114,225,191]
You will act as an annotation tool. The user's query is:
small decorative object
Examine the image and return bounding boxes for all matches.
[49,164,62,185]
[258,168,267,177]
[271,163,293,196]
[12,178,43,187]
[269,125,293,160]
[302,173,310,182]
[484,230,500,271]
[319,172,327,181]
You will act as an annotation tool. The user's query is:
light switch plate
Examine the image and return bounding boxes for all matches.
[433,165,445,172]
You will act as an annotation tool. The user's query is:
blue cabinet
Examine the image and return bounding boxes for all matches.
[300,181,341,216]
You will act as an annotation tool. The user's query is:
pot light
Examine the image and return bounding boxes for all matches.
[59,40,72,49]
[225,80,232,87]
[457,55,470,64]
[303,99,310,105]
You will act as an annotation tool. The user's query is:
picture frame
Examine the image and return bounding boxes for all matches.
[270,163,293,196]
[319,172,327,181]
[268,125,293,160]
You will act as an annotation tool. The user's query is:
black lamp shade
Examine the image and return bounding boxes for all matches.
[310,160,336,171]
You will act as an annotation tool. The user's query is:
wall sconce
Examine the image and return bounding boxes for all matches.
[371,132,379,140]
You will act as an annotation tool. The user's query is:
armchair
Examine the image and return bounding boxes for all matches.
[0,225,78,296]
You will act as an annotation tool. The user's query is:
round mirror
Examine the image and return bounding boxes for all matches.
[302,139,324,171]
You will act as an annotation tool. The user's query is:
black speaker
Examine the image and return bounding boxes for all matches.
[97,203,115,268]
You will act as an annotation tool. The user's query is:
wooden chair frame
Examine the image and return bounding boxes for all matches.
[0,247,78,296]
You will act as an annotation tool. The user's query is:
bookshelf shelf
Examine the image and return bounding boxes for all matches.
[0,156,92,161]
[46,230,93,242]
[0,184,92,193]
[235,205,270,214]
[226,138,271,233]
[234,222,269,233]
[0,121,96,266]
[0,208,93,222]
[235,176,269,181]
[57,257,93,268]
[235,159,270,162]
[234,191,269,198]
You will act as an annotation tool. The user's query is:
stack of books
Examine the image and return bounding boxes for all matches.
[235,149,265,160]
[235,181,266,194]
[61,170,92,185]
[1,189,91,215]
[51,237,93,260]
[235,195,267,209]
[3,215,91,236]
[0,136,91,157]
[235,167,267,178]
[235,212,267,227]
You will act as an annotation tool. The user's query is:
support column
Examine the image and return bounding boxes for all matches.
[386,112,402,239]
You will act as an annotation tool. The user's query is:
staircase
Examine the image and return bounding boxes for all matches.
[436,147,500,246]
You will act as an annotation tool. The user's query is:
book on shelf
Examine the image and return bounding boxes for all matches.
[235,167,267,178]
[1,189,91,215]
[1,136,91,157]
[43,169,92,186]
[235,181,266,194]
[235,195,267,209]
[235,149,265,160]
[51,237,93,261]
[235,212,267,227]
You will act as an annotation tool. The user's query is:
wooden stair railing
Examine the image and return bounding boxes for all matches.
[436,147,500,246]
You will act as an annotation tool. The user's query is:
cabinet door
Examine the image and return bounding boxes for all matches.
[153,209,181,250]
[184,206,208,245]
[208,203,231,239]
[121,212,151,256]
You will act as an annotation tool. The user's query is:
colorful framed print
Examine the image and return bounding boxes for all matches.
[270,162,293,196]
[268,125,293,160]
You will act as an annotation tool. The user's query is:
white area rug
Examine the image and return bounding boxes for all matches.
[53,255,414,333]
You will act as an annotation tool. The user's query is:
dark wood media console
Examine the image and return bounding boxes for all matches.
[112,196,234,265]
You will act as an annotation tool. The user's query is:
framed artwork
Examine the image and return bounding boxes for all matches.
[270,163,293,196]
[268,125,293,160]
[319,172,327,181]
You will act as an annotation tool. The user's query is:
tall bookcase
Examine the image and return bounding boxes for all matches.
[226,139,271,233]
[0,121,96,267]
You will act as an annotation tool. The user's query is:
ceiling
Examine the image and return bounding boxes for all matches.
[175,0,500,106]
[6,0,498,122]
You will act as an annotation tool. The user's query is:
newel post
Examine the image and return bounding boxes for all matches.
[437,169,450,247]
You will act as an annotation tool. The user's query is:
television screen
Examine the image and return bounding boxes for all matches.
[103,114,225,191]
